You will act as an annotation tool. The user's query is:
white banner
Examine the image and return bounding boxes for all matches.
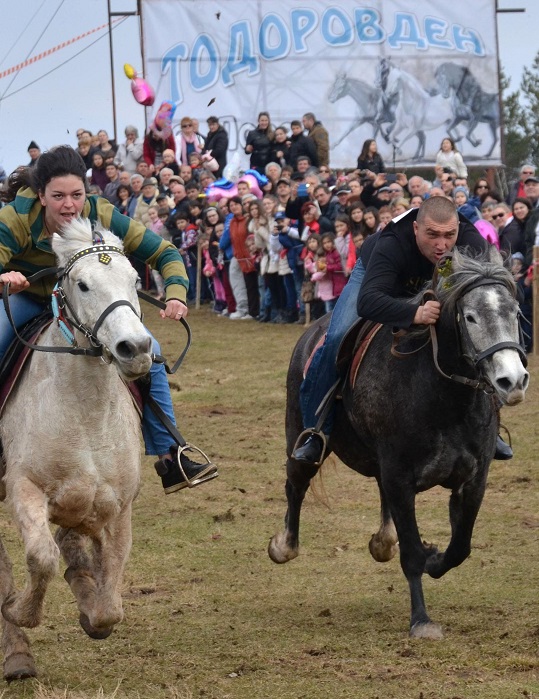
[141,0,501,170]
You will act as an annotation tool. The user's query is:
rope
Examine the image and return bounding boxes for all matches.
[0,18,123,82]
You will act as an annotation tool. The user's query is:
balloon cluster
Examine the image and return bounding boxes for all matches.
[124,63,155,106]
[205,169,269,202]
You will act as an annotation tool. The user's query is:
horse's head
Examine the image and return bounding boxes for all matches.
[52,219,153,381]
[434,64,451,98]
[437,248,529,406]
[328,72,347,103]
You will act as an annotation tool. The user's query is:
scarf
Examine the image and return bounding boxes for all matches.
[180,131,202,165]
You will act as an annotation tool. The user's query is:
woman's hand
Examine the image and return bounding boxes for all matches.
[0,271,30,294]
[160,299,188,321]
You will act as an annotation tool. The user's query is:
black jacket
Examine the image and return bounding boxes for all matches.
[357,209,488,327]
[245,128,273,172]
[287,133,318,169]
[204,126,228,177]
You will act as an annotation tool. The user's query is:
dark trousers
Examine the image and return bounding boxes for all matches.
[243,271,260,318]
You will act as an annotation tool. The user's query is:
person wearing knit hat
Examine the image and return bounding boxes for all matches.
[27,141,41,168]
[454,185,480,223]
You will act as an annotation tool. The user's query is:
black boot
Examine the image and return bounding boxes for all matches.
[292,432,326,465]
[494,434,513,460]
[154,446,218,494]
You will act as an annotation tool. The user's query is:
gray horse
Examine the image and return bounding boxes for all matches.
[269,247,528,639]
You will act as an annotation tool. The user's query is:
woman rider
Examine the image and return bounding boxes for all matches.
[0,145,217,493]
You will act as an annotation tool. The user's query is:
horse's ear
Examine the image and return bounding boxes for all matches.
[488,245,504,266]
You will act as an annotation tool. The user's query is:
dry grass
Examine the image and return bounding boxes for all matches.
[1,304,538,698]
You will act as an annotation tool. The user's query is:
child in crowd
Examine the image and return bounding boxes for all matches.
[209,221,227,313]
[172,212,189,250]
[309,247,334,313]
[188,152,205,181]
[146,205,167,298]
[378,206,393,230]
[321,232,346,312]
[159,148,180,176]
[362,207,381,236]
[352,231,365,256]
[334,213,352,275]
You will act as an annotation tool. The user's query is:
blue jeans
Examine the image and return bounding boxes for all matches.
[299,259,366,433]
[0,292,176,458]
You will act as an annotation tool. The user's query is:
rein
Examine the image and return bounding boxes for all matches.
[1,245,191,375]
[391,264,527,393]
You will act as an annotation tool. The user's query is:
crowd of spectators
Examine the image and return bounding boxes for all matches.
[3,122,536,348]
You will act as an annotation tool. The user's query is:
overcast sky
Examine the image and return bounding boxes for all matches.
[0,0,536,174]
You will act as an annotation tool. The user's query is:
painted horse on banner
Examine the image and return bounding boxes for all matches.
[0,219,152,679]
[434,62,500,158]
[327,71,396,148]
[375,58,453,161]
[269,247,528,639]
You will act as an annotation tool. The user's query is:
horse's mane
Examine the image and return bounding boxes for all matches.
[51,219,124,263]
[403,247,515,342]
[436,247,516,316]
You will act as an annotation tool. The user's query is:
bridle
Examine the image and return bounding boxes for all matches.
[2,242,191,374]
[392,265,527,394]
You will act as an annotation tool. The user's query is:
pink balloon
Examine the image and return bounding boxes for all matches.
[131,77,155,107]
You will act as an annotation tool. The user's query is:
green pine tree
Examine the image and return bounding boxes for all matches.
[498,66,529,195]
[520,51,539,166]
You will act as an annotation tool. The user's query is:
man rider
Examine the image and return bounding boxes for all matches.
[292,197,514,465]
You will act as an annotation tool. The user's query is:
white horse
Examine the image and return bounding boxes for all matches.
[0,219,153,680]
[376,59,453,161]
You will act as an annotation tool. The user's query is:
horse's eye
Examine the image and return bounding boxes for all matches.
[465,314,477,324]
[77,281,89,292]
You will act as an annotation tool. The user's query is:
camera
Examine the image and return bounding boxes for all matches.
[386,174,397,183]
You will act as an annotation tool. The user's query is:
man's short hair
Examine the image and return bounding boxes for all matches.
[207,116,219,124]
[416,196,458,225]
[303,112,315,122]
[290,120,302,128]
[297,155,311,164]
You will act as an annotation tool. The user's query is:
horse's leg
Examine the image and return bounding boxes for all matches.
[381,467,443,640]
[331,118,364,149]
[485,120,498,158]
[0,539,36,681]
[2,478,59,629]
[412,131,426,161]
[55,528,108,638]
[447,118,463,144]
[369,481,398,562]
[268,460,320,563]
[465,117,481,148]
[81,505,133,637]
[425,468,488,580]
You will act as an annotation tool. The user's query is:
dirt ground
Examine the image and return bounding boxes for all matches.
[0,305,537,699]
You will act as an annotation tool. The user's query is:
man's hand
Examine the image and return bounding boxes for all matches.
[413,299,440,325]
[0,271,30,294]
[160,299,188,321]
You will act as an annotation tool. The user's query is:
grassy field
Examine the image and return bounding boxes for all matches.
[0,304,537,699]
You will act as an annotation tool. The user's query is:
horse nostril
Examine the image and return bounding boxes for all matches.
[116,341,136,360]
[495,377,513,394]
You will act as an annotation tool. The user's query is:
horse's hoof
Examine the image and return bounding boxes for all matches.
[268,534,299,564]
[369,534,398,562]
[4,653,37,681]
[79,613,114,640]
[410,622,443,640]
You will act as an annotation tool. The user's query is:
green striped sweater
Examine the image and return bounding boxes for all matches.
[0,188,188,302]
